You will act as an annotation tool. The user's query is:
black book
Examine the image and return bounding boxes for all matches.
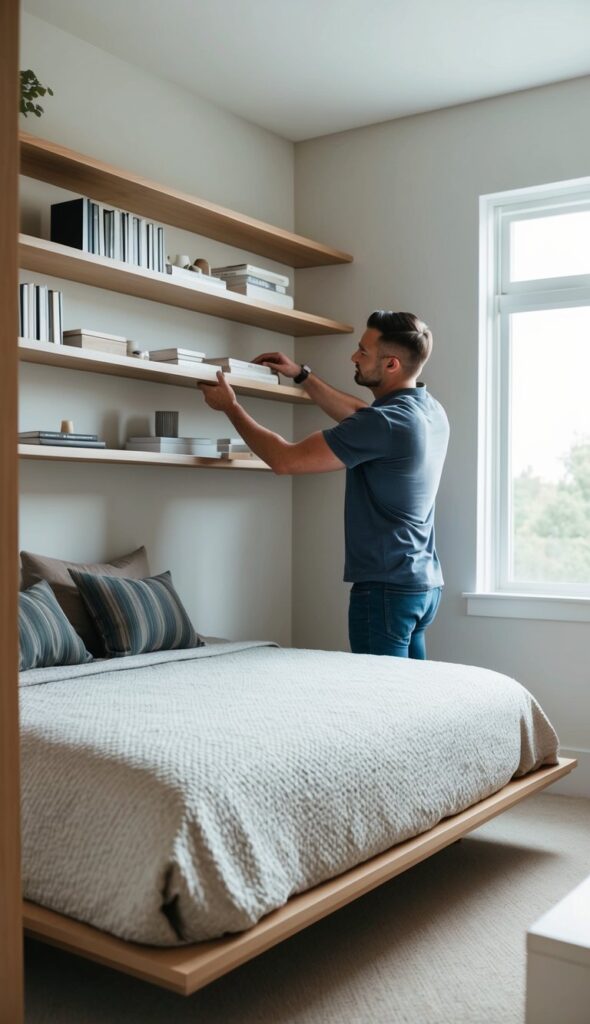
[50,197,92,252]
[19,430,99,441]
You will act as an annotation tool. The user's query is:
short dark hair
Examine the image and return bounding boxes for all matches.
[366,311,433,373]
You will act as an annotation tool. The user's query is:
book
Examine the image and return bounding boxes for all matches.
[149,347,206,362]
[165,265,227,289]
[125,436,219,456]
[51,197,92,252]
[212,264,289,288]
[214,273,286,293]
[19,430,99,441]
[63,329,126,343]
[63,335,127,356]
[19,283,30,339]
[36,285,49,343]
[48,289,63,344]
[63,329,127,356]
[204,357,273,374]
[225,283,294,308]
[20,438,106,448]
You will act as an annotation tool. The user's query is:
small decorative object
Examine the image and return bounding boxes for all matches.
[172,254,192,269]
[60,420,74,434]
[155,411,179,438]
[192,258,210,275]
[20,69,54,119]
[126,341,150,359]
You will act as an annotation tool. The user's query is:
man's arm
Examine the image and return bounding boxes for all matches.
[252,351,368,423]
[200,373,345,475]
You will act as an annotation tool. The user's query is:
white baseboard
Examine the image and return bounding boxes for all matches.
[547,748,590,798]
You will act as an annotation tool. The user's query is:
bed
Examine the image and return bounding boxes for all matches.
[20,640,575,994]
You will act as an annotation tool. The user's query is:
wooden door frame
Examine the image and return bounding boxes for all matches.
[0,0,23,1021]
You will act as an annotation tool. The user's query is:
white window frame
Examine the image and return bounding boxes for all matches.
[466,176,590,622]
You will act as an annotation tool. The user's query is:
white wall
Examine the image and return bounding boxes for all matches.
[293,77,590,794]
[19,12,296,644]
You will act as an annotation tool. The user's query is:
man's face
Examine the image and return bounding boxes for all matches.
[351,328,391,388]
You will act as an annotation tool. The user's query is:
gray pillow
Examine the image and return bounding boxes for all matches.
[20,546,150,657]
[69,569,204,658]
[19,580,92,671]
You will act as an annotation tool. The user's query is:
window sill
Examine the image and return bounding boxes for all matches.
[464,592,590,622]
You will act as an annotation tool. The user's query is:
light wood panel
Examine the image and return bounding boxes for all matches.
[20,236,353,337]
[18,338,312,404]
[20,132,353,269]
[23,758,576,997]
[0,1,23,1021]
[19,444,269,471]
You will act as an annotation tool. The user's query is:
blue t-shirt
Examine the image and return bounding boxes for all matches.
[323,385,449,590]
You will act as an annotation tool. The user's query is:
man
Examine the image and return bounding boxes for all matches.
[201,310,449,659]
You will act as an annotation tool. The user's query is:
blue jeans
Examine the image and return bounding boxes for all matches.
[348,583,442,659]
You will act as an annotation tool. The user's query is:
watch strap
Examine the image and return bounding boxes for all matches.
[293,363,311,384]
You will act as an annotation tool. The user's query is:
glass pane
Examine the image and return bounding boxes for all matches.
[510,307,590,585]
[510,211,590,281]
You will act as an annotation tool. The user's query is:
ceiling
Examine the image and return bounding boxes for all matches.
[23,0,590,141]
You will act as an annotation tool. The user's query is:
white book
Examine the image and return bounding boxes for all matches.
[226,283,294,308]
[27,284,37,341]
[48,289,63,344]
[157,226,165,273]
[212,264,289,288]
[165,265,227,288]
[113,209,122,261]
[132,216,141,265]
[139,220,149,269]
[149,348,206,361]
[204,357,273,375]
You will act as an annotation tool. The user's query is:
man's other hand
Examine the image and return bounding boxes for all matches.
[199,371,238,413]
[252,352,300,378]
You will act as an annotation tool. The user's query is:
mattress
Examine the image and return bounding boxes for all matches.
[20,642,558,945]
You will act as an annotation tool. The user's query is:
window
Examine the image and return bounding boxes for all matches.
[471,178,590,621]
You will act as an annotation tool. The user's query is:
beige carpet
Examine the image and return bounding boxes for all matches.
[24,793,590,1024]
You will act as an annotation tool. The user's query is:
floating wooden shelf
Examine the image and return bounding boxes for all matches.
[18,339,312,405]
[20,132,353,269]
[19,444,270,471]
[19,236,353,338]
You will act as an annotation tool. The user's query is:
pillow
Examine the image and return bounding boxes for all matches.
[69,569,204,658]
[20,546,150,657]
[19,580,92,671]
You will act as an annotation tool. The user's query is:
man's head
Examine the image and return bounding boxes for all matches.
[352,311,433,394]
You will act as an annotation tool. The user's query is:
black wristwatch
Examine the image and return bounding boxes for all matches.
[293,363,311,384]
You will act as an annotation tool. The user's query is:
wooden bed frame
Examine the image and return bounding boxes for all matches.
[23,757,575,996]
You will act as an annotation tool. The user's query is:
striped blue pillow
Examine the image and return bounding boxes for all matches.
[68,569,204,658]
[19,579,92,671]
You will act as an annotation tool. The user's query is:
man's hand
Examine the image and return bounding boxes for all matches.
[199,371,238,413]
[252,352,300,378]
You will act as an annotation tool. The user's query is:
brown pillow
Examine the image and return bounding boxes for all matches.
[20,546,150,657]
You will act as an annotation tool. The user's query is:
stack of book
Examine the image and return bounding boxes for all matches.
[211,264,294,309]
[19,431,106,448]
[51,197,166,273]
[148,347,206,366]
[63,329,127,356]
[217,437,254,459]
[125,436,221,457]
[164,264,227,292]
[203,357,279,384]
[19,283,63,343]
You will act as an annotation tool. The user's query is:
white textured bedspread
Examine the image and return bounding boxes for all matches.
[20,642,558,945]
